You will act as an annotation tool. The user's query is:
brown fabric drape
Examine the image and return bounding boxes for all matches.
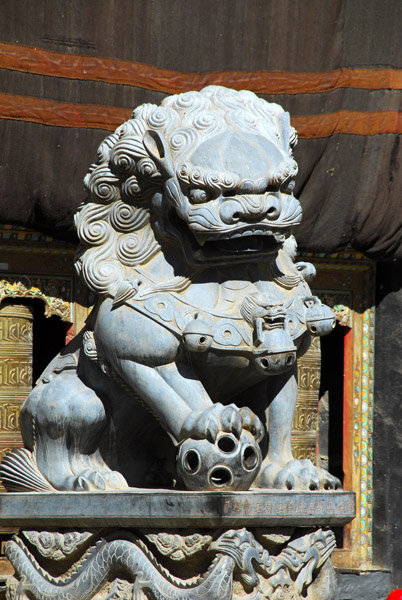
[1,0,402,258]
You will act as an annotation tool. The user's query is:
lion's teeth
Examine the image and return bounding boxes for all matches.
[207,227,279,242]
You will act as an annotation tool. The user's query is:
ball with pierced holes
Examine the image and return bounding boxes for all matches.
[387,592,402,600]
[177,430,262,491]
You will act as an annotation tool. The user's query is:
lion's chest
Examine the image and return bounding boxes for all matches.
[122,278,308,358]
[96,274,310,401]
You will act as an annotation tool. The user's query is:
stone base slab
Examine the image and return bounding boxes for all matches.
[2,490,354,598]
[0,489,355,528]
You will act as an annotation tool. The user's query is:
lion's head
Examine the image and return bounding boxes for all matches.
[75,86,301,296]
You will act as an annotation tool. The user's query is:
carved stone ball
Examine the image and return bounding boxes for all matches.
[177,430,262,491]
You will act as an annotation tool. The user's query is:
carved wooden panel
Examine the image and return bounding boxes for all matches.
[292,336,321,462]
[0,304,33,492]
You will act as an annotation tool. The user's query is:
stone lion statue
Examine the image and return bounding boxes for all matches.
[1,86,339,492]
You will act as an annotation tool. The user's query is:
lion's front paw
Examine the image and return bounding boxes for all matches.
[180,403,263,443]
[73,468,129,491]
[257,459,341,491]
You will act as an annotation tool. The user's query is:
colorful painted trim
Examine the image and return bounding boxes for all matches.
[0,226,53,243]
[0,275,73,322]
[360,308,375,564]
[0,244,74,256]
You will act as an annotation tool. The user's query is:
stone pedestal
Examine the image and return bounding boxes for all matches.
[1,490,354,599]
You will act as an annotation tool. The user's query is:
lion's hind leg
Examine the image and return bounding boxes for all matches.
[20,372,128,491]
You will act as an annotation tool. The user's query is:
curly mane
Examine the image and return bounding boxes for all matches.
[74,86,298,296]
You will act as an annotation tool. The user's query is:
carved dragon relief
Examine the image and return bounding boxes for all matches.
[5,527,336,600]
[0,86,339,493]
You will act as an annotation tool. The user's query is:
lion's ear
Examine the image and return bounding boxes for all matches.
[143,130,174,178]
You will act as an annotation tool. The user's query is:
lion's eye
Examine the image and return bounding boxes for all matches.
[189,188,211,203]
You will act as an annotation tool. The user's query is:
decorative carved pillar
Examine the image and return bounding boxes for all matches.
[292,335,321,462]
[0,304,33,491]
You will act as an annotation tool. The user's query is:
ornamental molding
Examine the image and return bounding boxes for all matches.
[0,275,73,322]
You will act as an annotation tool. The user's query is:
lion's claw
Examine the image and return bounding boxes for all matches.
[257,459,341,491]
[239,407,264,442]
[180,403,263,443]
[220,404,243,439]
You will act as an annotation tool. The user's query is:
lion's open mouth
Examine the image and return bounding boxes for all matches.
[203,234,282,254]
[164,210,285,264]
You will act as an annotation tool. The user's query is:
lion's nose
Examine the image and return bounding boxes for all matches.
[219,195,281,225]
